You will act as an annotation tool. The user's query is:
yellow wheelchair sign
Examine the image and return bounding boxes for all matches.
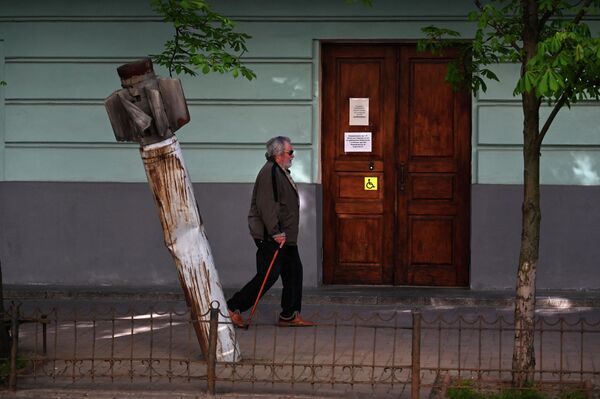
[364,177,378,191]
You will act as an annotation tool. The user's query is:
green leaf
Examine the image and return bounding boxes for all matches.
[241,67,256,80]
[524,71,534,92]
[480,68,499,82]
[575,44,584,61]
[549,36,561,53]
[548,70,560,92]
[536,70,547,96]
[516,68,542,96]
[556,51,570,67]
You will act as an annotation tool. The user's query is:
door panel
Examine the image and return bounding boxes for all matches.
[338,173,383,199]
[398,46,470,287]
[322,43,470,287]
[411,62,455,157]
[323,44,396,285]
[338,216,383,264]
[410,218,454,265]
[411,174,454,200]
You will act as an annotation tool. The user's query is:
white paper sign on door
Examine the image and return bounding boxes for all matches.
[344,132,372,152]
[349,98,369,126]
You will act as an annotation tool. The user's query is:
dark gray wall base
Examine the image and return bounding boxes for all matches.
[1,182,599,291]
[471,184,600,290]
[0,182,320,289]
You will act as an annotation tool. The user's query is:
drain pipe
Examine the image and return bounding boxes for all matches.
[105,58,240,362]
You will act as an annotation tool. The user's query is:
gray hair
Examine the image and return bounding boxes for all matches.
[265,136,291,160]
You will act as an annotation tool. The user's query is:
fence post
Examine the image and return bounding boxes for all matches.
[8,304,19,391]
[411,311,421,399]
[206,303,219,396]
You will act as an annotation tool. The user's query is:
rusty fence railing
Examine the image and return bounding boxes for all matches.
[2,302,599,398]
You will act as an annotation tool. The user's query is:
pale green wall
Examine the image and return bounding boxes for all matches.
[476,64,600,185]
[1,0,599,184]
[0,0,318,182]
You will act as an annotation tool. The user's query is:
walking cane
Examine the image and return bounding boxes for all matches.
[245,241,284,329]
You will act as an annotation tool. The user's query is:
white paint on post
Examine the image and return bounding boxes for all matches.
[141,136,240,362]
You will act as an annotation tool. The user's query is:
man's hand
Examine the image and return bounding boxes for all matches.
[273,232,286,247]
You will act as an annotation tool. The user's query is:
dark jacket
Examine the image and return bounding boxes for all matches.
[248,160,300,245]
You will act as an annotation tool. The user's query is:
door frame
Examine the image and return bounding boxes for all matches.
[319,41,472,287]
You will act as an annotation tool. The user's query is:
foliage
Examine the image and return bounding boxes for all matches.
[150,0,255,80]
[419,0,600,108]
[0,356,26,385]
[346,0,373,5]
[0,81,5,86]
[557,391,587,399]
[491,389,546,399]
[447,380,586,399]
[447,380,486,399]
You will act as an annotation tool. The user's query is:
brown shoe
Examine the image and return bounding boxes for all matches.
[278,312,317,327]
[228,309,245,328]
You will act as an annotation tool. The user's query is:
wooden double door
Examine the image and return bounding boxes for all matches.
[322,44,470,286]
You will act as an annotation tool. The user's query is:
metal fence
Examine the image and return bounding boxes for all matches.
[2,302,599,398]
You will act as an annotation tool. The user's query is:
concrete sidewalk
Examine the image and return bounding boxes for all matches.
[2,285,599,399]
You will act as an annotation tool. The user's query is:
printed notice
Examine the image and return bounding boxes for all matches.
[349,98,369,126]
[344,132,372,153]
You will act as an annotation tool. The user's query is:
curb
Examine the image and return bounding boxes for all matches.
[4,286,600,309]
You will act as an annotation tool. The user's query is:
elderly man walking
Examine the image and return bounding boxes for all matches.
[226,136,316,327]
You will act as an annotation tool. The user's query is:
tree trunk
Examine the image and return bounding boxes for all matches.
[512,90,541,386]
[512,0,542,386]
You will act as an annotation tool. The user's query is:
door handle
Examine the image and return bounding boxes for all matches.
[399,164,406,191]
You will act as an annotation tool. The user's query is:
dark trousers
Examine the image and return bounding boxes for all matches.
[227,240,303,319]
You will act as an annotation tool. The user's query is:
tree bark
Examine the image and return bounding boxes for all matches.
[512,105,541,386]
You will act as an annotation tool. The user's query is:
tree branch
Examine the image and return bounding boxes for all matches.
[168,27,182,77]
[474,0,522,53]
[537,67,583,146]
[573,0,594,24]
[538,0,561,30]
[536,90,569,147]
[536,0,594,147]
